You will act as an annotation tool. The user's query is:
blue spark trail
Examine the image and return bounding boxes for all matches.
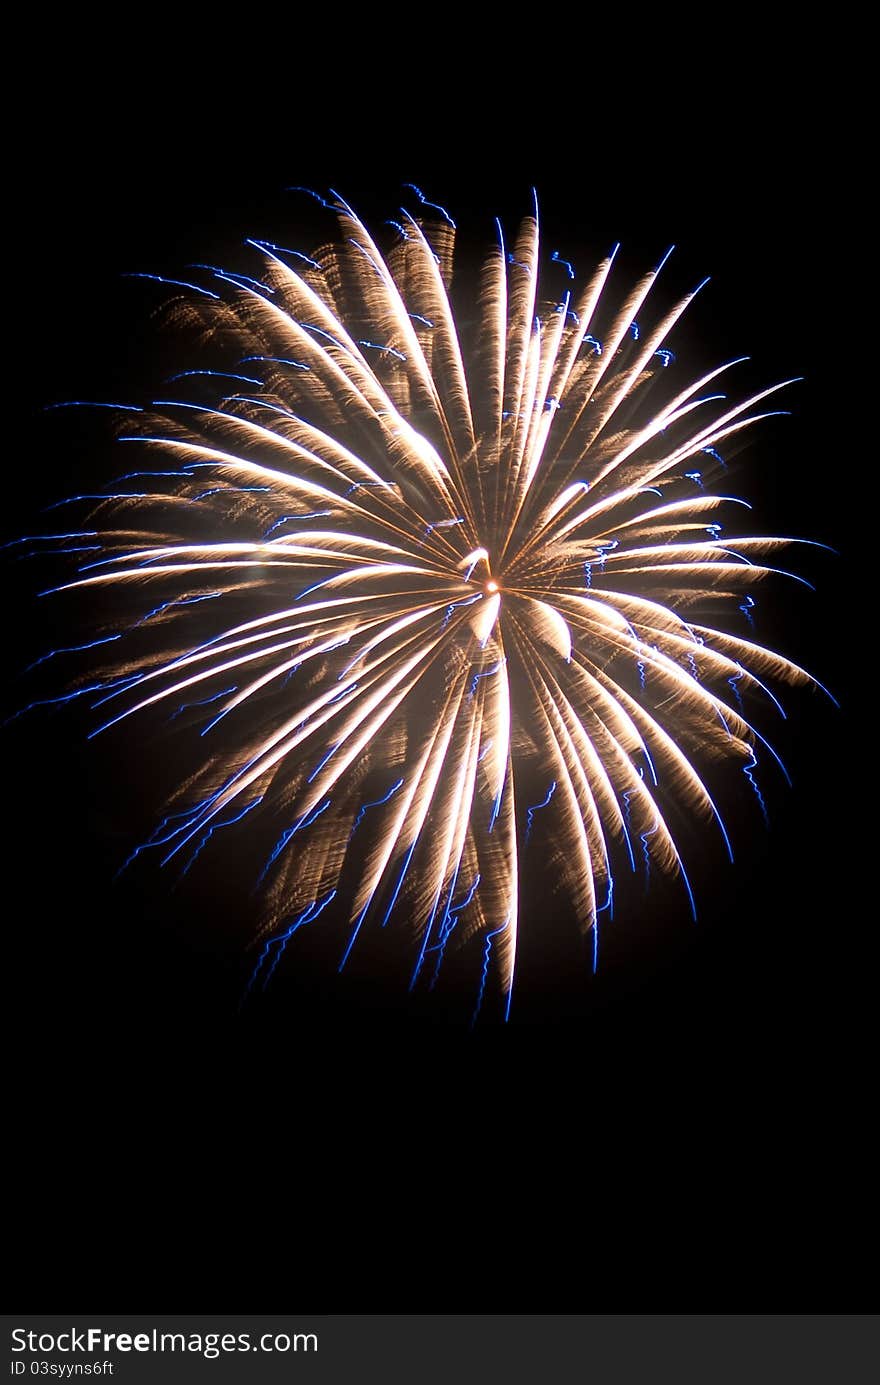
[209,270,275,296]
[640,818,659,885]
[124,272,220,300]
[301,322,347,352]
[240,355,310,371]
[702,445,726,467]
[245,888,337,997]
[410,883,448,991]
[177,795,264,877]
[193,485,270,502]
[424,516,465,536]
[99,469,199,488]
[286,187,339,211]
[337,837,416,967]
[260,889,338,990]
[25,634,121,671]
[358,339,407,362]
[256,800,332,887]
[620,787,639,873]
[351,778,404,832]
[597,876,615,922]
[2,531,97,552]
[43,401,144,412]
[188,262,268,291]
[168,686,236,723]
[429,873,481,990]
[134,593,222,627]
[553,299,580,325]
[343,480,393,496]
[680,861,698,923]
[403,184,456,227]
[123,772,261,873]
[337,904,370,972]
[264,511,333,538]
[439,594,482,628]
[294,575,341,602]
[166,369,262,386]
[115,804,207,878]
[42,493,153,513]
[742,748,769,824]
[146,753,276,864]
[35,545,102,556]
[471,919,510,1028]
[306,744,339,784]
[217,396,294,418]
[379,840,419,930]
[592,875,617,974]
[4,676,137,727]
[325,684,355,706]
[245,239,320,269]
[642,746,659,786]
[462,552,484,580]
[469,659,504,698]
[551,250,575,279]
[525,780,557,841]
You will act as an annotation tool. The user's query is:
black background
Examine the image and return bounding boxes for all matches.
[6,32,869,1308]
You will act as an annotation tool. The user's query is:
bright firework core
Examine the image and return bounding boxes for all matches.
[39,185,828,1023]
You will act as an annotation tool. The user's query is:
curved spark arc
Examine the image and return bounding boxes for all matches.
[40,190,825,1021]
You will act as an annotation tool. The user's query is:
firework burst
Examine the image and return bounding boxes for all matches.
[33,188,829,1021]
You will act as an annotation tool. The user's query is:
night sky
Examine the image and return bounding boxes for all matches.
[7,42,868,1308]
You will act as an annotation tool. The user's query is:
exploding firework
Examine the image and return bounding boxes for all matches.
[31,188,830,1021]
